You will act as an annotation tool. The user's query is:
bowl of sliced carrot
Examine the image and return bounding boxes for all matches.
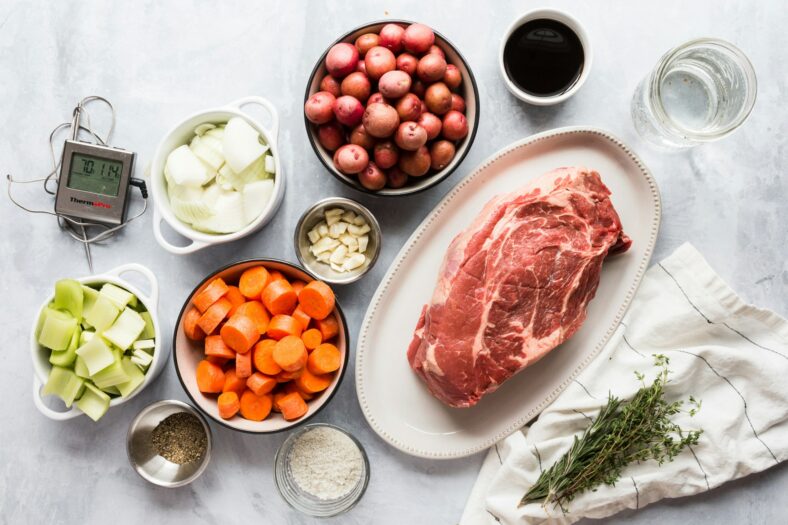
[172,259,349,433]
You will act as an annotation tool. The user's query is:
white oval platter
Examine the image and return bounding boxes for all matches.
[356,127,661,459]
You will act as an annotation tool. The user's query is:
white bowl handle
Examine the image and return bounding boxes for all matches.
[104,263,160,310]
[32,375,83,421]
[153,206,209,255]
[225,96,280,143]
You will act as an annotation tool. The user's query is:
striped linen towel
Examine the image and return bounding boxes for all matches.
[460,243,788,524]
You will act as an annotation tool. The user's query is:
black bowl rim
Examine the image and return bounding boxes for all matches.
[303,19,481,198]
[172,258,351,435]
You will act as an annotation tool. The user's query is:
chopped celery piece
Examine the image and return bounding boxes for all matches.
[132,339,155,352]
[90,348,128,390]
[84,296,120,332]
[103,308,145,351]
[117,358,145,397]
[74,355,90,378]
[79,329,94,346]
[139,311,155,340]
[49,325,81,367]
[38,308,78,351]
[42,366,85,407]
[131,349,153,368]
[82,285,99,315]
[76,383,110,421]
[100,283,134,309]
[81,320,93,330]
[91,357,130,389]
[75,334,115,375]
[35,303,54,339]
[101,385,121,396]
[54,279,83,320]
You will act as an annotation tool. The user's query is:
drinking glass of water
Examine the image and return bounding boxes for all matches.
[631,38,756,148]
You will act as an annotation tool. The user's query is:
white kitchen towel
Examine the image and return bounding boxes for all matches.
[460,243,788,524]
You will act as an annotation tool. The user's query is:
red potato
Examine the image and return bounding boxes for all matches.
[317,122,345,151]
[341,72,371,102]
[362,103,399,138]
[410,79,426,99]
[378,23,405,53]
[417,112,442,140]
[427,44,445,58]
[326,42,359,78]
[333,144,369,174]
[430,140,456,170]
[424,82,452,115]
[396,53,418,76]
[304,91,336,124]
[398,145,431,177]
[364,46,397,80]
[355,33,379,56]
[443,64,462,90]
[417,53,447,83]
[367,92,387,106]
[402,23,435,54]
[358,161,386,190]
[333,95,364,126]
[385,166,409,188]
[394,122,428,151]
[356,60,366,74]
[442,110,469,141]
[395,94,423,122]
[319,75,341,97]
[350,123,376,150]
[451,93,466,113]
[373,140,399,169]
[378,70,412,99]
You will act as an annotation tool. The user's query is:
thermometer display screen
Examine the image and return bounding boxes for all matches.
[67,153,124,197]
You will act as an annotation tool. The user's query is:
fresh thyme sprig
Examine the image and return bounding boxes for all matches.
[520,354,702,511]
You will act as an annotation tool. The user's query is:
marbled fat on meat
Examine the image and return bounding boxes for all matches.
[407,167,631,407]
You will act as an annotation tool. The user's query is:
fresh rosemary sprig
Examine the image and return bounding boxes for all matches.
[520,354,702,511]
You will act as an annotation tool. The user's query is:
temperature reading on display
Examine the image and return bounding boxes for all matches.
[67,153,124,197]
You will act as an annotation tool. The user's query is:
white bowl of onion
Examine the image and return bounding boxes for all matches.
[151,97,284,254]
[295,197,381,284]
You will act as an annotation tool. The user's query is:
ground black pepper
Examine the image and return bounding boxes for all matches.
[150,412,207,464]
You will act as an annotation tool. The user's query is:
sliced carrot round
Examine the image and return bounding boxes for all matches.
[272,335,308,372]
[218,391,240,419]
[253,339,282,375]
[297,281,335,320]
[239,390,272,421]
[307,343,341,375]
[239,266,271,299]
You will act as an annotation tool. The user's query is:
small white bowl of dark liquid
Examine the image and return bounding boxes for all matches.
[499,9,592,106]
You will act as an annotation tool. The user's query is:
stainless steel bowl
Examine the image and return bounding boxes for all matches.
[126,400,212,488]
[294,197,381,284]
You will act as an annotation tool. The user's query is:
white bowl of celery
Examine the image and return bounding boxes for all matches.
[30,264,164,421]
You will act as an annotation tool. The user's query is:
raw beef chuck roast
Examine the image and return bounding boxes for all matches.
[407,167,631,407]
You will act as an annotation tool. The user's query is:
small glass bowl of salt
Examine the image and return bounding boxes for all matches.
[275,423,370,517]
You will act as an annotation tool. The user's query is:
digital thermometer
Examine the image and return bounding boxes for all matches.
[55,139,136,225]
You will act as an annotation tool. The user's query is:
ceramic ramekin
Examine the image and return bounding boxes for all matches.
[499,8,593,106]
[31,263,164,420]
[151,97,284,254]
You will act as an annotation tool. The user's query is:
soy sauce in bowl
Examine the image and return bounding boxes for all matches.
[503,18,584,97]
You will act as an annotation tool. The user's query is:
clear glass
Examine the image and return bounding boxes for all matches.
[274,424,370,518]
[631,38,757,148]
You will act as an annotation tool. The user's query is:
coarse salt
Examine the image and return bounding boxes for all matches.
[288,426,363,500]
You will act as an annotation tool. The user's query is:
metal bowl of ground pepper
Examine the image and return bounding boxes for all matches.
[126,399,212,488]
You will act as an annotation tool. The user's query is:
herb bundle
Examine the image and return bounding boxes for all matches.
[520,355,702,511]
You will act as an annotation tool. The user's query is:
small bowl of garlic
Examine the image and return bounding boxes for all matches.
[294,197,381,285]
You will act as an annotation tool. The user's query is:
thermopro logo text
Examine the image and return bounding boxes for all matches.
[70,196,111,209]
